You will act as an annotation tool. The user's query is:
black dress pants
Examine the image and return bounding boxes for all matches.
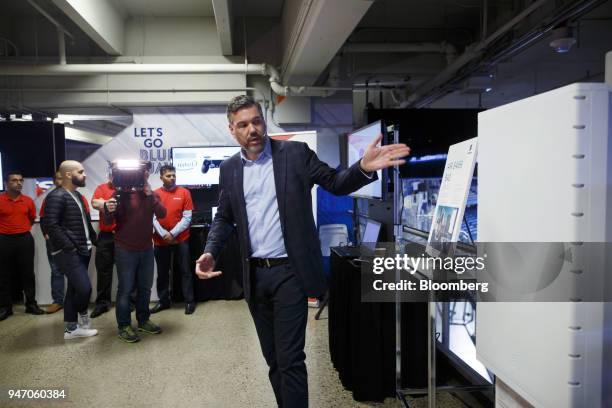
[94,231,114,306]
[248,262,308,408]
[0,232,36,309]
[154,240,193,305]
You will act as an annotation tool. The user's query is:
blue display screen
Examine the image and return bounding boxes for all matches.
[401,177,477,243]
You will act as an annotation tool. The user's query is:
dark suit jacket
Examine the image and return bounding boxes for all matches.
[204,138,377,301]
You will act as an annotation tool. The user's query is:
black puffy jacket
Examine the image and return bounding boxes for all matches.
[41,187,97,255]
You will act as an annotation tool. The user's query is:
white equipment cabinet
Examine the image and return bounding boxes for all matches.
[476,83,612,407]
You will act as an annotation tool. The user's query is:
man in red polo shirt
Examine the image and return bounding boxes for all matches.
[90,175,117,318]
[0,171,44,321]
[151,164,196,315]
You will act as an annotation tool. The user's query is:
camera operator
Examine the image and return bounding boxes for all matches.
[104,163,166,344]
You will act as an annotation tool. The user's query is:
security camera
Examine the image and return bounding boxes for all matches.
[549,26,576,53]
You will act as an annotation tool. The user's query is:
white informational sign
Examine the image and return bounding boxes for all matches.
[426,137,478,256]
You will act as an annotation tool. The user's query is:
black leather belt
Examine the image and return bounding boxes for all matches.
[250,257,290,268]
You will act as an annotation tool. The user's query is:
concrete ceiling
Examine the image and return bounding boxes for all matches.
[108,0,215,17]
[106,0,285,18]
[233,0,285,17]
[2,0,56,16]
[1,0,611,116]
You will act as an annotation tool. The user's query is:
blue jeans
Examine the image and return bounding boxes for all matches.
[55,250,91,323]
[47,248,65,305]
[115,246,154,328]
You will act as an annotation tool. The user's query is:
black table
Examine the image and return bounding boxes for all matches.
[328,247,428,402]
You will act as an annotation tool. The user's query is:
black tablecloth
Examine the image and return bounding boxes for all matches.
[328,248,427,402]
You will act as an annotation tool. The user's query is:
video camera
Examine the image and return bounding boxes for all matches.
[109,159,152,192]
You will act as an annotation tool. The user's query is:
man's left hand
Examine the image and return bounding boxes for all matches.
[163,233,175,244]
[359,133,411,173]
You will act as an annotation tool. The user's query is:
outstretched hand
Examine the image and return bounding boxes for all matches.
[195,253,222,279]
[359,134,411,173]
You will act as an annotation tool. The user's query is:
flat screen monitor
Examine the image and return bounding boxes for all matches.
[347,121,383,199]
[362,218,381,243]
[360,218,382,252]
[172,146,240,188]
[0,122,65,179]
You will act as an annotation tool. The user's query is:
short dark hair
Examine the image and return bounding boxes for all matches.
[159,164,176,175]
[226,95,264,122]
[4,170,23,181]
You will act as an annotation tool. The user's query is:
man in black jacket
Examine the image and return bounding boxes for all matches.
[42,160,98,340]
[195,95,410,407]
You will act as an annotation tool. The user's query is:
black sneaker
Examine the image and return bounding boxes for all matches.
[118,326,140,343]
[138,320,162,334]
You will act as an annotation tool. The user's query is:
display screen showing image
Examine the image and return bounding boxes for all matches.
[429,205,458,255]
[347,121,383,199]
[402,178,477,243]
[172,146,240,187]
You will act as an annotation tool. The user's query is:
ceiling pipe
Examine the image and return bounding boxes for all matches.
[1,38,20,57]
[58,30,66,65]
[0,63,265,75]
[0,62,351,98]
[408,0,606,108]
[353,81,411,88]
[402,0,549,107]
[26,0,74,41]
[486,0,607,66]
[606,50,612,85]
[343,42,457,64]
[0,86,273,114]
[262,63,351,97]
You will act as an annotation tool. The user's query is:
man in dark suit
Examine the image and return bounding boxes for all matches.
[195,95,410,407]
